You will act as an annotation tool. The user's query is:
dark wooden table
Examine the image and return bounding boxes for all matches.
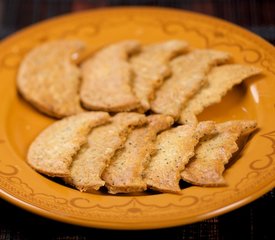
[0,1,274,239]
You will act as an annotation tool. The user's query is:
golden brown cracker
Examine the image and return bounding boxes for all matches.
[27,112,110,177]
[179,64,261,125]
[181,120,257,186]
[151,49,230,119]
[80,40,141,112]
[103,114,174,194]
[67,113,147,191]
[17,40,86,118]
[131,40,188,111]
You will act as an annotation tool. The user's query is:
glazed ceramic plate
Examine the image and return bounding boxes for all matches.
[0,7,274,230]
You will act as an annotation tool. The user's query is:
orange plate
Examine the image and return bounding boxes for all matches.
[0,7,274,229]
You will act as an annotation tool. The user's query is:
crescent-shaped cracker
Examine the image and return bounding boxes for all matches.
[17,40,86,118]
[103,114,174,194]
[143,121,215,193]
[151,49,230,119]
[181,120,257,186]
[80,40,141,112]
[67,113,147,191]
[131,40,188,111]
[27,112,110,177]
[179,64,261,125]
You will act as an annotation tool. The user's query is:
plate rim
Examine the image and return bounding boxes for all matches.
[1,176,274,229]
[1,6,275,54]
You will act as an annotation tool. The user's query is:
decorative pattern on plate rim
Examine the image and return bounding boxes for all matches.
[0,11,274,76]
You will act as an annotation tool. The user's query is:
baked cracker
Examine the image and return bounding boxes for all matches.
[181,120,257,186]
[80,40,141,112]
[103,114,174,194]
[17,40,86,118]
[151,49,230,119]
[131,40,188,112]
[179,64,261,125]
[143,121,215,193]
[27,112,110,177]
[66,113,147,191]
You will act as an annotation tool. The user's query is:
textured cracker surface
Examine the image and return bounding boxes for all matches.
[144,126,192,193]
[181,120,257,186]
[67,113,147,191]
[195,121,216,140]
[102,114,174,194]
[151,49,230,119]
[17,40,86,118]
[144,121,215,193]
[130,40,188,111]
[179,64,261,125]
[27,112,110,177]
[80,41,141,112]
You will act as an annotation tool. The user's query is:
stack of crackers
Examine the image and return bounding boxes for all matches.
[17,40,260,194]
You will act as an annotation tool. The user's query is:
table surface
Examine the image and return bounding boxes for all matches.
[0,1,274,239]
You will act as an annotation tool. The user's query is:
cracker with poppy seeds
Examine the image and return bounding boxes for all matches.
[103,114,174,194]
[150,49,230,119]
[17,40,86,118]
[181,120,257,186]
[179,64,261,126]
[27,112,110,177]
[80,40,141,112]
[131,40,188,112]
[143,121,215,193]
[66,112,147,192]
